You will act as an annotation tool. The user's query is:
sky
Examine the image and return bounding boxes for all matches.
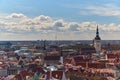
[0,0,120,40]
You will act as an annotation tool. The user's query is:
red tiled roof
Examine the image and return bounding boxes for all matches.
[20,70,28,78]
[76,62,86,67]
[52,70,63,79]
[44,56,60,61]
[73,56,89,63]
[99,77,108,80]
[65,58,72,64]
[107,54,116,59]
[14,74,22,80]
[88,63,106,68]
[76,62,106,68]
[33,67,45,73]
[46,70,63,79]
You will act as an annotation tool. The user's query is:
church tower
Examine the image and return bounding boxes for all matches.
[94,25,101,54]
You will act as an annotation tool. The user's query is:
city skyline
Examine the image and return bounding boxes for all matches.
[0,0,120,40]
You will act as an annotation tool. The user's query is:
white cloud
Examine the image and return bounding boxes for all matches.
[6,13,27,19]
[86,4,120,17]
[34,15,52,22]
[53,19,64,28]
[67,22,79,31]
[0,13,120,40]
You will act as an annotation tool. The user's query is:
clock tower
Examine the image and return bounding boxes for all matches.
[94,25,101,54]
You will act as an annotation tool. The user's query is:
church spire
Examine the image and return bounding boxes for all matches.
[96,25,99,35]
[95,25,101,40]
[94,25,101,54]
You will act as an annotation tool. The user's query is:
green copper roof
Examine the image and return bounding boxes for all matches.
[95,35,101,40]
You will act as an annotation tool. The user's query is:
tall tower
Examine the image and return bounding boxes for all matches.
[94,25,101,54]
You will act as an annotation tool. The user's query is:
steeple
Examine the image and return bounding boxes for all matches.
[96,25,99,35]
[94,25,101,54]
[95,25,101,40]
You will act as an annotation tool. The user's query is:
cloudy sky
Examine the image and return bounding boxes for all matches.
[0,0,120,40]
